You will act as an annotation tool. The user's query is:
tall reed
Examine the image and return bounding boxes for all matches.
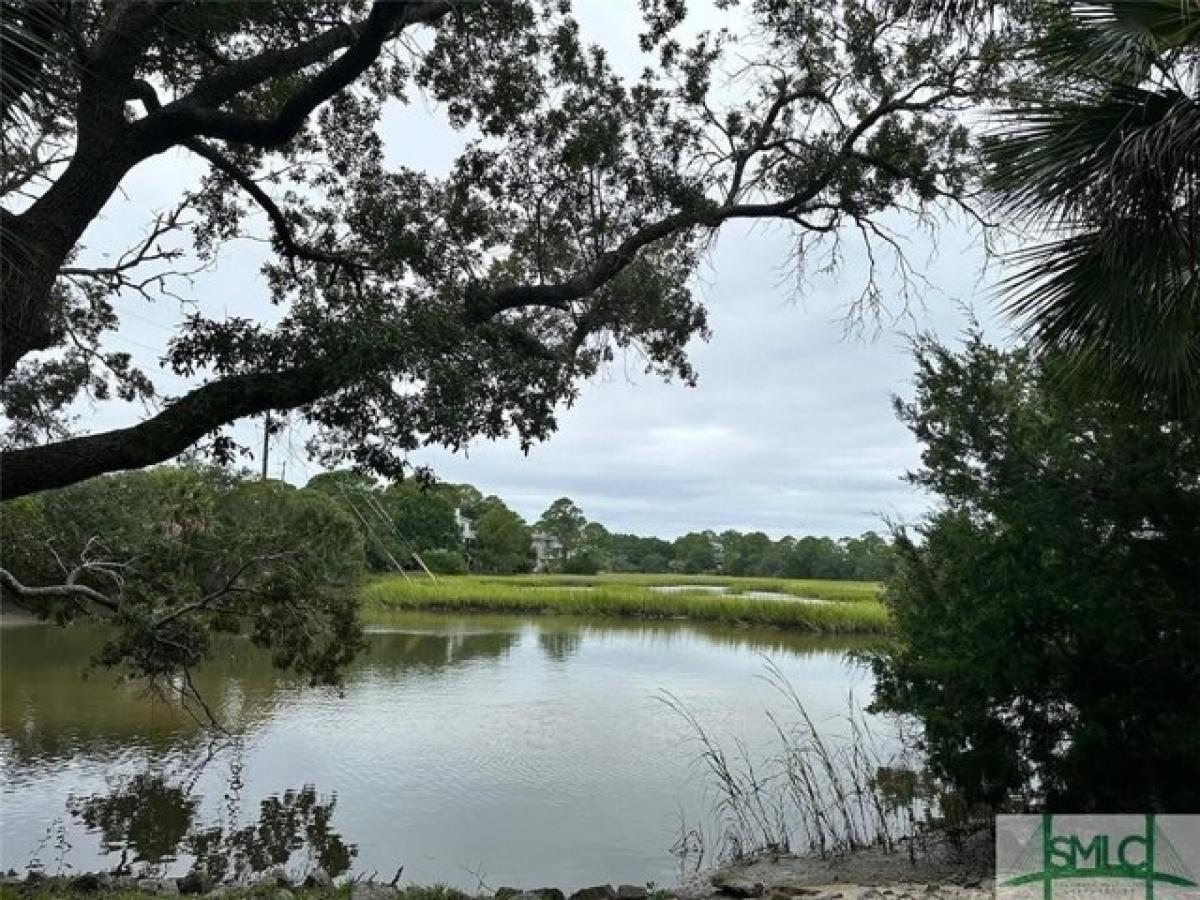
[660,659,935,864]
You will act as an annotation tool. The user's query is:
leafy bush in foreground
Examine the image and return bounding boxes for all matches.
[872,334,1200,812]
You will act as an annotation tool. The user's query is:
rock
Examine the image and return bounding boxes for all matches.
[258,868,290,888]
[616,887,648,900]
[351,882,398,900]
[710,872,764,899]
[275,889,296,900]
[569,887,618,900]
[177,871,213,895]
[113,875,139,890]
[136,877,181,896]
[304,870,335,890]
[764,884,821,900]
[70,873,105,893]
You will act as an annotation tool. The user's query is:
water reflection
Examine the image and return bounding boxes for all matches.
[1,617,870,765]
[69,772,197,866]
[362,629,521,675]
[2,612,878,889]
[66,763,356,881]
[536,630,582,663]
[0,625,525,764]
[188,785,354,883]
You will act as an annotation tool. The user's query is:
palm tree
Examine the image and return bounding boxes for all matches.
[986,0,1200,410]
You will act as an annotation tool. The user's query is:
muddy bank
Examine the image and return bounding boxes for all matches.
[676,833,994,900]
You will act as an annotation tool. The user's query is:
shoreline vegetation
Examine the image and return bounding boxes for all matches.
[360,574,889,633]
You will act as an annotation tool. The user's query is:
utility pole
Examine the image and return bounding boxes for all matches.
[261,410,271,481]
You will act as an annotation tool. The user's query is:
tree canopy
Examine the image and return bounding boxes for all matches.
[1,0,1001,499]
[0,466,366,700]
[535,497,587,557]
[474,504,535,574]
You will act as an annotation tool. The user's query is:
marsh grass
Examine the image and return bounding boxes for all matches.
[475,574,882,604]
[360,575,890,633]
[661,659,933,865]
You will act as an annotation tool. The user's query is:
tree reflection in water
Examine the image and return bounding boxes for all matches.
[186,786,355,883]
[67,755,356,882]
[536,630,582,663]
[69,773,197,867]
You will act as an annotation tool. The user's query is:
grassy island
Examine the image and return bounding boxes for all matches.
[361,573,889,633]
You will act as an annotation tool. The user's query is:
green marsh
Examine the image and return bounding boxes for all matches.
[361,574,889,633]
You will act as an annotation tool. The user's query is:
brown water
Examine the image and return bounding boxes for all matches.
[0,612,879,889]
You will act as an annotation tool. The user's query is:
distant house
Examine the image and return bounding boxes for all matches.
[531,531,563,572]
[455,508,475,543]
[709,534,725,571]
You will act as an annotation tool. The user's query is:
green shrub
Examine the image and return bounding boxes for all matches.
[562,548,602,574]
[872,333,1200,812]
[421,549,468,575]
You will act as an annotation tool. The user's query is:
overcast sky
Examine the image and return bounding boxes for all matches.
[67,1,1011,540]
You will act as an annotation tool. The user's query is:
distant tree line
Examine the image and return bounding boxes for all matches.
[3,465,897,585]
[588,525,894,580]
[313,484,896,580]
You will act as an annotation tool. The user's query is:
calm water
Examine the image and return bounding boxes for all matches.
[0,612,878,889]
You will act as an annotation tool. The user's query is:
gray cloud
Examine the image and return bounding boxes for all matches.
[412,217,1002,538]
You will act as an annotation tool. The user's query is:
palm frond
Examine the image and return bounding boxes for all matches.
[1044,0,1200,81]
[989,86,1196,222]
[989,0,1200,410]
[1003,215,1200,408]
[0,0,69,135]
